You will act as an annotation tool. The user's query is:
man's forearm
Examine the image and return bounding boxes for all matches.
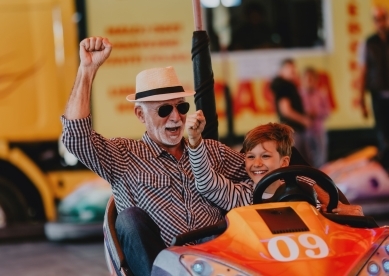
[64,67,97,120]
[278,98,309,126]
[359,66,367,100]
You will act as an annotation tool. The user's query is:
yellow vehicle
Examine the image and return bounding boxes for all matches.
[0,0,96,232]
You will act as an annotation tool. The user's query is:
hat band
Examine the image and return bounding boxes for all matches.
[135,86,185,100]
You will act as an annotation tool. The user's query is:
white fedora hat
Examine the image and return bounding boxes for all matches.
[126,66,195,102]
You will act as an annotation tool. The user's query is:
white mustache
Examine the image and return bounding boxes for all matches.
[165,124,182,128]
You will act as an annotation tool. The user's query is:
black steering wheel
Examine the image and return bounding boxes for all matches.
[253,165,339,212]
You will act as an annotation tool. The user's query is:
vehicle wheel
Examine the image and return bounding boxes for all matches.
[0,176,29,227]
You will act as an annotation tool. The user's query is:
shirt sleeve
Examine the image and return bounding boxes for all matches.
[61,115,128,184]
[188,140,253,211]
[216,141,249,183]
[297,176,321,209]
[270,77,289,100]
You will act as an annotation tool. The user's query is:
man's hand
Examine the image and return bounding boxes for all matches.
[185,110,206,147]
[79,37,112,68]
[314,184,364,216]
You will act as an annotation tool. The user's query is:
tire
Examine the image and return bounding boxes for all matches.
[0,176,29,227]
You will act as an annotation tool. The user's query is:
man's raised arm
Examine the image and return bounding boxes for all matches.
[64,37,112,119]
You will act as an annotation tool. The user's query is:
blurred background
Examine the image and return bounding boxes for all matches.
[0,0,388,275]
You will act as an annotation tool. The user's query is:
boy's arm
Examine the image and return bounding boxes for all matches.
[188,140,253,211]
[313,182,364,216]
[186,110,248,183]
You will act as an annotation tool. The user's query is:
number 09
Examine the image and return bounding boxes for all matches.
[268,234,329,262]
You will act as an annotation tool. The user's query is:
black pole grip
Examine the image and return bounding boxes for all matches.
[192,30,218,141]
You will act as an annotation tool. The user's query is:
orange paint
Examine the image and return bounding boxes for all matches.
[182,202,388,275]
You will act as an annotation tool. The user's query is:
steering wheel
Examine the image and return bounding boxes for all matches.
[253,165,339,212]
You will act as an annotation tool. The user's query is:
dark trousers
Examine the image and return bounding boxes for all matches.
[371,91,389,169]
[115,207,166,276]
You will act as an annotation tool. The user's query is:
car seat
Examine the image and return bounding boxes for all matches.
[103,196,134,276]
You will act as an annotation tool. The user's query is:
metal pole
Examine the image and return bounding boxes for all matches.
[192,0,203,31]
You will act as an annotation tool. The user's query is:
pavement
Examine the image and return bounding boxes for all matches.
[0,237,109,276]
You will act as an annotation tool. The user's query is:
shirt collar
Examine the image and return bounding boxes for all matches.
[141,132,188,159]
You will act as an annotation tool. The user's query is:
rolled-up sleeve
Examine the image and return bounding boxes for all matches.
[61,115,126,184]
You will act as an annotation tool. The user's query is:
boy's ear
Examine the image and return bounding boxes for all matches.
[281,156,290,167]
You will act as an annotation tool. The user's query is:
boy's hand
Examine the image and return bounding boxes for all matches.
[327,203,364,216]
[314,184,364,216]
[186,110,206,147]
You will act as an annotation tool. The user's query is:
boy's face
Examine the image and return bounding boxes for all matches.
[245,141,290,185]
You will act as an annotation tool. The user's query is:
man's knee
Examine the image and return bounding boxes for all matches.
[116,207,149,234]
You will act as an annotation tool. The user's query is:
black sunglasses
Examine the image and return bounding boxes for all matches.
[157,102,190,118]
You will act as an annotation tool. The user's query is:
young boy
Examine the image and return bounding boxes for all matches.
[186,111,363,215]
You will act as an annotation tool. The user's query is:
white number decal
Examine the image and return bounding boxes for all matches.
[267,234,329,261]
[298,233,329,258]
[268,236,299,262]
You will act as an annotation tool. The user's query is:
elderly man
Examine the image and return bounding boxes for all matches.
[61,37,247,276]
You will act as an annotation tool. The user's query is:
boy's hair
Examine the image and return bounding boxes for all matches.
[242,122,294,157]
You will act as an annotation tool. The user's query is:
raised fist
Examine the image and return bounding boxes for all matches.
[79,37,112,68]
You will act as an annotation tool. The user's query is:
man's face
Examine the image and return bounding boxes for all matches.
[281,63,297,82]
[373,8,388,33]
[245,141,290,185]
[137,98,188,148]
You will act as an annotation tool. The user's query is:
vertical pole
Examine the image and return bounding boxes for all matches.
[192,0,203,31]
[191,0,219,140]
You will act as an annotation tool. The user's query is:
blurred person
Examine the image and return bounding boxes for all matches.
[186,119,363,216]
[300,67,331,168]
[61,36,249,276]
[270,58,312,165]
[359,6,389,170]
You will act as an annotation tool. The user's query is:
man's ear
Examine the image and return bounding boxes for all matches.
[281,156,290,167]
[134,105,145,123]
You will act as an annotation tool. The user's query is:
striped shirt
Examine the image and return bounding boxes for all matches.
[188,140,319,210]
[61,115,248,246]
